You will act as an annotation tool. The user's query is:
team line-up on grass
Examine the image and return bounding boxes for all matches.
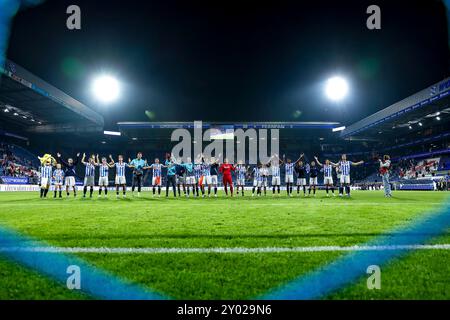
[36,152,393,199]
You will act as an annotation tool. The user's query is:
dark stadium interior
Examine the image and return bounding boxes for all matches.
[4,0,449,127]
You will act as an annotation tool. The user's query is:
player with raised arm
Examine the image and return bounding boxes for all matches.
[219,158,235,197]
[200,154,211,197]
[269,154,282,196]
[182,157,194,197]
[295,159,307,197]
[314,156,337,197]
[146,158,165,197]
[97,155,114,198]
[110,154,128,198]
[52,163,65,198]
[251,164,262,197]
[193,156,203,197]
[235,160,248,196]
[128,152,148,197]
[337,154,364,197]
[209,156,220,197]
[56,152,80,197]
[176,160,187,197]
[81,153,98,198]
[282,154,303,197]
[379,155,392,198]
[39,158,53,198]
[165,153,178,197]
[307,160,320,197]
[260,163,269,196]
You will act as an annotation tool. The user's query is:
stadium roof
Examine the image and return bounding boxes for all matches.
[341,77,450,139]
[0,59,104,135]
[117,121,341,141]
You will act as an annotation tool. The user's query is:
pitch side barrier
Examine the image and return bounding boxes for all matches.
[1,184,368,192]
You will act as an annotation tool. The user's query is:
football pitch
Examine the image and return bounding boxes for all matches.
[0,190,449,300]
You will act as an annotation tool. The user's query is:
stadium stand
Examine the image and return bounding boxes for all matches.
[0,60,449,192]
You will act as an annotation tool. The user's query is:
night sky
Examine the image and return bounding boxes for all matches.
[5,0,450,129]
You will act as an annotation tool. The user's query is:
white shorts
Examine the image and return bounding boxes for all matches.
[272,176,281,186]
[340,175,350,184]
[324,177,334,185]
[296,178,306,186]
[177,176,186,185]
[65,176,76,187]
[210,175,218,185]
[54,181,63,187]
[84,176,95,187]
[237,178,245,186]
[98,176,109,186]
[115,175,126,185]
[40,177,50,187]
[204,175,212,185]
[261,177,268,187]
[253,180,261,187]
[309,177,318,185]
[285,175,294,183]
[186,176,195,185]
[152,176,162,186]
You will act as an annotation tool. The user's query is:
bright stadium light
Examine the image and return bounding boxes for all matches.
[92,75,120,103]
[104,130,121,136]
[332,126,346,132]
[325,76,349,101]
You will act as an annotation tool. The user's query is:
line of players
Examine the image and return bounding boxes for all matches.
[38,151,364,198]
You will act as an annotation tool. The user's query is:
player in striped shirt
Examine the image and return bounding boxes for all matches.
[315,156,337,197]
[96,155,114,198]
[336,154,364,197]
[281,154,304,197]
[110,154,129,198]
[146,158,165,197]
[81,153,98,198]
[259,163,269,196]
[39,159,53,198]
[269,154,282,195]
[251,164,262,197]
[52,163,65,198]
[193,157,203,197]
[235,160,248,196]
[200,155,211,197]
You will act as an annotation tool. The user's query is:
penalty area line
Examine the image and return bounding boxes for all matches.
[1,244,450,254]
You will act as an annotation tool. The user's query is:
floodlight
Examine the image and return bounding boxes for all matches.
[325,76,349,101]
[92,75,120,103]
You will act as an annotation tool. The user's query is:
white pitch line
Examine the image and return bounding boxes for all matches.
[1,244,450,254]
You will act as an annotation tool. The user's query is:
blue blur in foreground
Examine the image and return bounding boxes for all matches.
[262,200,450,299]
[0,226,169,300]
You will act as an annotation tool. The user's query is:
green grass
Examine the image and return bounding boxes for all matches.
[0,190,448,299]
